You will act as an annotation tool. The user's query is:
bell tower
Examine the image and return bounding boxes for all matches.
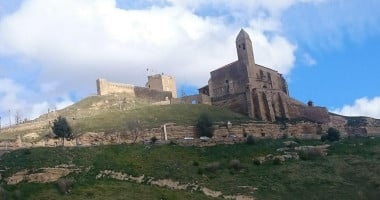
[236,29,256,83]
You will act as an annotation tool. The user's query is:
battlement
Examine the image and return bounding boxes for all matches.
[96,77,174,102]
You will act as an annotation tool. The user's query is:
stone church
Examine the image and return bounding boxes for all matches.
[198,29,330,123]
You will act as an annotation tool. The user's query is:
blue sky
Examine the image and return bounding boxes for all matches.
[0,0,379,125]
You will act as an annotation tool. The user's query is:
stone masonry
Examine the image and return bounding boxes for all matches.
[198,29,330,123]
[96,74,176,102]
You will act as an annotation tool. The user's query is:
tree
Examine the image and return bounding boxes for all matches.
[196,113,214,138]
[321,127,340,142]
[52,116,73,146]
[126,120,143,143]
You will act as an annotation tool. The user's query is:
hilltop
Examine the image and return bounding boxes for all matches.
[0,93,250,142]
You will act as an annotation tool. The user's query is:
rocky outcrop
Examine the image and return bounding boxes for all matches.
[96,170,255,200]
[7,167,76,185]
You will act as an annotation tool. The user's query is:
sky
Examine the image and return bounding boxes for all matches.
[0,0,379,125]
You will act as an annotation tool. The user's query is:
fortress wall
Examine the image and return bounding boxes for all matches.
[97,79,135,96]
[134,86,172,102]
[96,78,173,102]
[211,93,248,115]
[286,97,330,123]
[172,94,212,105]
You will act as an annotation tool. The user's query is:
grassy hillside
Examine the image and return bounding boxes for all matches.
[0,94,250,140]
[1,137,379,199]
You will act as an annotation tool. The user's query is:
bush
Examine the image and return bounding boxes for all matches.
[196,113,214,138]
[321,128,340,142]
[150,136,158,144]
[299,148,325,160]
[246,135,256,145]
[205,162,221,172]
[229,159,242,171]
[273,157,283,165]
[57,178,74,194]
[253,159,261,165]
[52,116,73,146]
[192,161,199,166]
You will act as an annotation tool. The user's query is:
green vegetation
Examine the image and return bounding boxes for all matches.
[195,113,215,138]
[321,127,341,142]
[246,135,256,145]
[69,97,249,135]
[52,116,73,146]
[1,137,379,199]
[0,94,250,141]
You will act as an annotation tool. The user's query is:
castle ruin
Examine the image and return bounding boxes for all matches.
[96,29,330,123]
[97,74,177,102]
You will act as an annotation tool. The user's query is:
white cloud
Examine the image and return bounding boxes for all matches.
[0,0,327,119]
[0,78,73,122]
[332,97,380,119]
[301,53,316,66]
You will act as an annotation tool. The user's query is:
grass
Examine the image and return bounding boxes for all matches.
[0,94,250,140]
[70,103,250,134]
[1,137,379,199]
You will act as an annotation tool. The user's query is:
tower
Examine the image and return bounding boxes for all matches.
[236,29,256,85]
[236,29,255,68]
[146,74,177,98]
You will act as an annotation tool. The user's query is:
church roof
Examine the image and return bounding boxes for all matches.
[236,29,251,41]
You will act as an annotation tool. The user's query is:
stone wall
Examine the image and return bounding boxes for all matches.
[96,78,172,102]
[209,61,248,98]
[146,74,177,98]
[2,118,380,150]
[172,94,212,105]
[97,79,135,96]
[286,98,330,123]
[212,93,248,115]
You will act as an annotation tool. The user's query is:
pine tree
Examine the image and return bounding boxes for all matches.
[52,116,73,146]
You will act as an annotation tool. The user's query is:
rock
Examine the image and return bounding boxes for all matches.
[283,141,298,148]
[276,147,290,152]
[7,168,75,185]
[253,156,266,164]
[273,155,285,162]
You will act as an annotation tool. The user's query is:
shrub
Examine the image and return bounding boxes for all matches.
[52,116,73,146]
[246,135,256,145]
[321,128,340,142]
[57,178,74,194]
[150,136,158,144]
[253,159,261,165]
[196,113,214,138]
[192,161,199,166]
[299,148,325,160]
[205,162,221,172]
[229,159,242,171]
[273,157,283,165]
